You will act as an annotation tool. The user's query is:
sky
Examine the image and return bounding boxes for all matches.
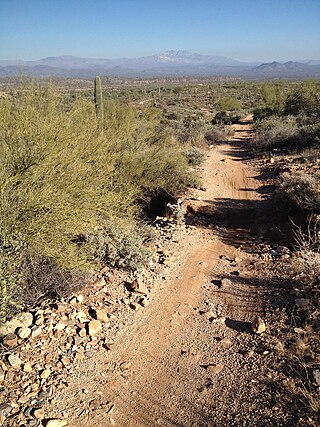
[1,0,320,61]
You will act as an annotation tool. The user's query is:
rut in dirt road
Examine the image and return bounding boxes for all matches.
[47,117,293,427]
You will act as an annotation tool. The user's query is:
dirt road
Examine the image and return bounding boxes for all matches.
[48,118,291,426]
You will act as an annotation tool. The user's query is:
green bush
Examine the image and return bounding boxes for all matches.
[216,97,242,111]
[0,83,193,319]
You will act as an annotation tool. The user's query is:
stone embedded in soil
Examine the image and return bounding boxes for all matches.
[2,333,18,348]
[45,420,68,427]
[251,316,266,334]
[202,310,217,320]
[17,327,32,339]
[206,364,224,376]
[23,362,33,373]
[88,320,102,336]
[55,322,67,331]
[139,297,149,307]
[8,353,22,368]
[33,408,45,420]
[220,278,232,288]
[40,369,51,379]
[130,278,148,294]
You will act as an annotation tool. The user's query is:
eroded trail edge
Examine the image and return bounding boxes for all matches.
[47,118,292,426]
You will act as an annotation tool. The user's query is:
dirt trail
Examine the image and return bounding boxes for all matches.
[50,117,287,426]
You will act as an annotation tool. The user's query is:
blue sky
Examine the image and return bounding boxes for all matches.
[1,0,320,61]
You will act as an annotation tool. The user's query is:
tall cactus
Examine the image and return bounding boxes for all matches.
[94,76,104,131]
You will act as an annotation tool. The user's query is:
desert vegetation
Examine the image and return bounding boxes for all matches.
[0,80,202,320]
[0,76,320,425]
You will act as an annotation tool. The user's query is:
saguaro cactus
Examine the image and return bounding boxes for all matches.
[94,76,104,130]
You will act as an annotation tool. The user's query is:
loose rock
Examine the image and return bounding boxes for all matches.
[17,327,32,339]
[93,309,109,323]
[2,333,18,348]
[8,353,22,368]
[88,320,102,336]
[0,311,33,336]
[0,403,12,417]
[251,316,266,334]
[220,278,232,288]
[130,278,148,295]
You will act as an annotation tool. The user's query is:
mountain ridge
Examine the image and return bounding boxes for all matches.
[0,51,320,78]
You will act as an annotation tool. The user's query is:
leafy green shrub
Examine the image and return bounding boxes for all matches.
[216,97,242,111]
[184,146,206,166]
[0,83,193,319]
[280,172,320,213]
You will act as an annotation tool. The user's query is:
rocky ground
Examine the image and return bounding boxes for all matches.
[0,118,318,426]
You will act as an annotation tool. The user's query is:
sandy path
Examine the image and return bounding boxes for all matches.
[49,117,283,426]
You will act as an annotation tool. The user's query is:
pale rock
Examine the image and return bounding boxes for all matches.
[33,408,45,420]
[23,363,33,373]
[78,328,87,338]
[139,297,149,307]
[46,420,68,427]
[40,369,51,379]
[94,277,107,287]
[203,310,217,319]
[243,350,254,357]
[54,322,67,331]
[93,309,109,323]
[0,367,5,382]
[0,311,33,336]
[75,311,88,323]
[2,333,18,348]
[8,354,22,368]
[31,326,42,339]
[207,364,224,375]
[252,316,266,334]
[77,294,84,303]
[88,320,102,336]
[130,278,148,295]
[220,278,232,288]
[313,368,320,387]
[17,327,31,339]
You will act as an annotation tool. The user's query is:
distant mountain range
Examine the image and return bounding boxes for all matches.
[1,51,320,79]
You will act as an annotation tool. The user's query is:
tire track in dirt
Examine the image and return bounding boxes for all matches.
[48,117,289,426]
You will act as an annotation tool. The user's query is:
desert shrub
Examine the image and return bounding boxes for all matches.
[184,146,206,166]
[253,107,275,121]
[253,116,298,150]
[88,221,149,271]
[216,97,242,111]
[280,172,320,213]
[0,83,193,319]
[211,111,241,125]
[284,81,320,119]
